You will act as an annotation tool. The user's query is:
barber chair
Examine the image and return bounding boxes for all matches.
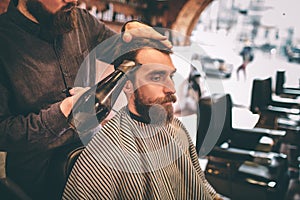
[205,150,288,200]
[196,93,286,156]
[250,77,300,131]
[46,142,85,200]
[197,93,289,200]
[275,70,300,98]
[285,178,300,200]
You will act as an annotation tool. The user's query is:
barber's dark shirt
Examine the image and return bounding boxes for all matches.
[0,2,116,199]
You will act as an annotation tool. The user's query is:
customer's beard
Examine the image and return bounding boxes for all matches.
[134,90,177,125]
[26,0,77,35]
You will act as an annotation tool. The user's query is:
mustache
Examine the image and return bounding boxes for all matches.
[150,94,177,105]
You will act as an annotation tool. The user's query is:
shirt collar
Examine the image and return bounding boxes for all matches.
[7,0,40,36]
[128,109,151,124]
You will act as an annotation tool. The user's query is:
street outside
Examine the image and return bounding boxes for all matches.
[171,0,300,130]
[173,44,300,131]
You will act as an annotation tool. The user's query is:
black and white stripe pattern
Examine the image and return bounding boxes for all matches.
[63,107,217,200]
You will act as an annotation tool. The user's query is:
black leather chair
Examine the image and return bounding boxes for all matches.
[197,94,289,200]
[46,142,85,200]
[196,93,286,156]
[275,70,300,98]
[250,77,299,114]
[205,148,289,200]
[250,77,300,130]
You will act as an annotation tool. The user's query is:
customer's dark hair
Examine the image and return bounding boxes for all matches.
[112,38,173,69]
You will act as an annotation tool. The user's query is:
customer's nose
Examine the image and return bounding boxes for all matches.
[163,79,176,94]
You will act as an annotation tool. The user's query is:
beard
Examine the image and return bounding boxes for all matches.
[134,89,177,125]
[26,0,77,35]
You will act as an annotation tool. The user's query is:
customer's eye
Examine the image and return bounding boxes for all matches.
[151,75,162,82]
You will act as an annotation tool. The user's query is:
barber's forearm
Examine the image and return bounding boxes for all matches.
[0,102,72,151]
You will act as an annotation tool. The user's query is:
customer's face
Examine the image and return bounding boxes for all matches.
[129,48,177,124]
[26,0,78,35]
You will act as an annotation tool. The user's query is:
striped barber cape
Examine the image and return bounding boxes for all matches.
[63,107,217,200]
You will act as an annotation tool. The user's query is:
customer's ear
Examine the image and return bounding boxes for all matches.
[123,80,134,94]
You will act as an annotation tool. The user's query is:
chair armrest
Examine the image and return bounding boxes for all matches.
[265,105,300,115]
[282,88,300,96]
[209,147,285,165]
[272,95,300,108]
[46,142,85,200]
[209,146,253,161]
[233,127,286,138]
[285,87,300,91]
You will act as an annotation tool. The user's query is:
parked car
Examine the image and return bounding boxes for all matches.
[198,56,233,78]
[258,43,277,54]
[285,45,300,63]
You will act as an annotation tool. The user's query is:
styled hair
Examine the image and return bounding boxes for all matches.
[112,38,173,69]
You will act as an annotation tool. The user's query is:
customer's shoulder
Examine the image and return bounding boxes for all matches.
[172,117,185,127]
[171,117,191,134]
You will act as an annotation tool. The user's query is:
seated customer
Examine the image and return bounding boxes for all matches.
[63,38,221,200]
